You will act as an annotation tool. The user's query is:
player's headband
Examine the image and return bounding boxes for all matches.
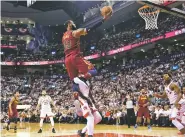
[64,20,76,30]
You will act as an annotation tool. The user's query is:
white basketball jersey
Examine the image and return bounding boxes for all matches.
[165,82,178,104]
[38,95,52,112]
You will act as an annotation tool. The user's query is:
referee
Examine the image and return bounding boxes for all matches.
[125,95,135,128]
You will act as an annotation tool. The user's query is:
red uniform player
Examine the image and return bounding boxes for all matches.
[62,13,112,107]
[7,91,19,133]
[134,89,151,129]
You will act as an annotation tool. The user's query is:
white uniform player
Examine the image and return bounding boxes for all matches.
[73,93,102,137]
[178,92,185,126]
[39,95,54,118]
[155,74,185,135]
[164,81,178,119]
[35,90,57,133]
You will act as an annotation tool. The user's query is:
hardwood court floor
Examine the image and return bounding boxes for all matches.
[1,123,184,137]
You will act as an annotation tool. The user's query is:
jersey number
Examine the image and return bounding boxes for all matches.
[64,40,72,50]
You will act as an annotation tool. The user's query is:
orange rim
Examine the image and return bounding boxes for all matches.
[138,5,160,15]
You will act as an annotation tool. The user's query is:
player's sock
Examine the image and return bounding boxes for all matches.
[81,126,87,134]
[134,124,138,129]
[40,119,44,129]
[147,124,151,129]
[86,114,94,136]
[49,117,54,127]
[6,122,10,131]
[14,126,17,133]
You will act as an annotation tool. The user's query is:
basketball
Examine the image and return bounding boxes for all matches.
[101,6,113,17]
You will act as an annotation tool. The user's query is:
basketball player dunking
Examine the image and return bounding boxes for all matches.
[62,9,112,107]
[7,91,19,133]
[35,90,57,133]
[73,92,102,137]
[154,74,185,135]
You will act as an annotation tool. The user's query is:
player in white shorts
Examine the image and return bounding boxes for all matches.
[73,92,102,137]
[176,86,185,135]
[154,74,185,135]
[35,90,57,133]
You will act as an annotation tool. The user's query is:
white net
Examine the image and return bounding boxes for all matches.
[138,5,160,30]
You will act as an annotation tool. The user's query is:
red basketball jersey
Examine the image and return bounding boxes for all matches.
[62,30,80,56]
[8,97,18,117]
[138,95,148,107]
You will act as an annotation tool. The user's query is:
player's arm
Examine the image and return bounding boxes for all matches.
[35,98,41,112]
[72,16,110,38]
[154,91,167,98]
[51,99,57,112]
[143,96,150,107]
[9,97,15,115]
[170,83,182,105]
[49,96,57,111]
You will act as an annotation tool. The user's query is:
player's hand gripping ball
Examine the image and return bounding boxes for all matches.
[101,6,113,20]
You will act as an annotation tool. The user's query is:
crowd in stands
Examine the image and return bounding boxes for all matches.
[96,14,185,53]
[1,13,185,61]
[1,46,185,127]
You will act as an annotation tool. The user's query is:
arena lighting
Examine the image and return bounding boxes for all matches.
[174,39,177,41]
[7,21,9,23]
[176,43,179,45]
[27,0,36,7]
[141,49,145,52]
[181,45,184,46]
[21,21,23,24]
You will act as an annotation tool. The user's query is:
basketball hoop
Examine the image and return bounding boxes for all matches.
[138,5,160,30]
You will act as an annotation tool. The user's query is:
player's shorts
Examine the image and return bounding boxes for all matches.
[137,107,150,118]
[169,105,178,119]
[8,110,18,119]
[65,54,94,80]
[40,111,54,118]
[176,103,185,121]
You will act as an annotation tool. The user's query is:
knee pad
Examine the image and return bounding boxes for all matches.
[72,83,80,92]
[88,68,97,77]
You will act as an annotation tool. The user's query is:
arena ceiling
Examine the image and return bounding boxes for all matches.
[1,1,140,28]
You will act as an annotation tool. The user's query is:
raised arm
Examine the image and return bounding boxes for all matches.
[154,91,167,99]
[72,13,112,38]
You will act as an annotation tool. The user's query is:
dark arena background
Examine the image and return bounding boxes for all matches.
[1,0,185,137]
